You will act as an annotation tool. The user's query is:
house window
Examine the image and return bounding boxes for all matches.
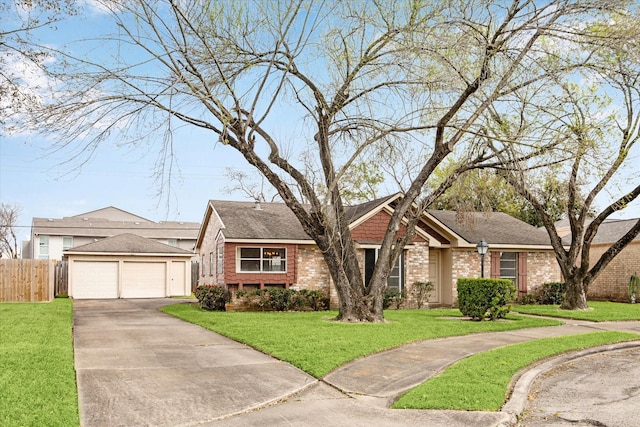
[500,252,518,285]
[217,246,223,275]
[62,236,73,251]
[209,252,214,275]
[238,247,286,273]
[167,239,178,247]
[364,249,405,292]
[38,236,49,259]
[201,254,206,277]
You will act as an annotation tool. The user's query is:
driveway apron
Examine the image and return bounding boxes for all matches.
[73,299,315,427]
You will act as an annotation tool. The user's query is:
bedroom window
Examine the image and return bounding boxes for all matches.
[238,247,286,273]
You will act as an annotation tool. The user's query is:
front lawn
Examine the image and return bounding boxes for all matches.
[393,331,639,411]
[512,301,640,321]
[0,299,79,427]
[161,304,561,377]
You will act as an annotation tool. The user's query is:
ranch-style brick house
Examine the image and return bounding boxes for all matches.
[195,194,562,307]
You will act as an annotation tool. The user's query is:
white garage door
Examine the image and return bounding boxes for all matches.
[121,262,166,298]
[73,261,119,299]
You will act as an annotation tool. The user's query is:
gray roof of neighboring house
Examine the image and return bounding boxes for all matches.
[32,215,200,240]
[65,233,193,254]
[428,210,553,246]
[555,218,640,245]
[586,218,640,244]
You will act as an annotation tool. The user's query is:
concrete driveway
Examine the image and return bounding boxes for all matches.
[73,299,315,427]
[73,299,640,427]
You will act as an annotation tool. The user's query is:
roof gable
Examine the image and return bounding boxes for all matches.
[65,233,193,255]
[70,206,153,222]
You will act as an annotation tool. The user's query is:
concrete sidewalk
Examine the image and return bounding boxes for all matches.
[74,300,640,427]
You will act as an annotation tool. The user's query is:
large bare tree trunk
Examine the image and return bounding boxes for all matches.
[561,276,589,310]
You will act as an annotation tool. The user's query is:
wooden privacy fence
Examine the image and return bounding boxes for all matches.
[0,259,54,302]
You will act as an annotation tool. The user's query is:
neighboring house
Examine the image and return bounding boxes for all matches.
[588,219,640,302]
[557,218,640,302]
[65,233,194,299]
[195,194,561,307]
[25,206,200,260]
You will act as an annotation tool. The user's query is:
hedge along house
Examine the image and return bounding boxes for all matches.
[65,233,194,299]
[195,194,561,308]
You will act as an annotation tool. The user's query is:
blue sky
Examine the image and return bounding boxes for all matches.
[0,3,265,241]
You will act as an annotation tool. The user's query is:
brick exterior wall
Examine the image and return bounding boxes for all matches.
[449,249,560,303]
[294,244,332,293]
[526,251,561,289]
[588,242,640,302]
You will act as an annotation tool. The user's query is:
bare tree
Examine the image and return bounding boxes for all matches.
[25,0,630,321]
[486,16,640,309]
[1,1,77,130]
[0,203,22,259]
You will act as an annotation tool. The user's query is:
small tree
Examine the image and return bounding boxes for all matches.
[0,203,21,259]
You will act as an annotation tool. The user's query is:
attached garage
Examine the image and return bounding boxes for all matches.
[66,233,193,299]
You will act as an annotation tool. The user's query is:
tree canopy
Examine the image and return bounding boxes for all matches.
[12,0,640,318]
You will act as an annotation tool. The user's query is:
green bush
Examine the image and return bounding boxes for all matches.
[383,288,406,309]
[534,282,566,305]
[298,289,329,311]
[457,278,516,321]
[194,285,229,311]
[236,288,329,311]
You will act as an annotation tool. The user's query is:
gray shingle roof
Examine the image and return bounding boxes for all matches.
[428,210,553,246]
[589,218,640,244]
[65,233,193,254]
[31,217,200,239]
[211,200,312,240]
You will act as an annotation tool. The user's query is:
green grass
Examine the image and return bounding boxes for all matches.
[0,299,79,427]
[513,301,640,321]
[161,304,561,377]
[393,331,639,411]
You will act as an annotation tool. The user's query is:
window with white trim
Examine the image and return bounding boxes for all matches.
[39,236,49,259]
[62,236,73,251]
[217,246,224,275]
[238,247,286,273]
[209,252,214,275]
[201,254,206,277]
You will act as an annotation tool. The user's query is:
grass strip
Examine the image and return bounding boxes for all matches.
[512,301,640,322]
[393,331,639,411]
[161,304,561,378]
[0,298,79,427]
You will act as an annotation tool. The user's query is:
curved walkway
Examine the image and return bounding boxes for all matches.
[74,300,640,427]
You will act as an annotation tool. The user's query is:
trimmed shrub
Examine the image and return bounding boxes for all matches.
[194,285,229,311]
[234,288,329,311]
[534,282,566,305]
[457,278,516,321]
